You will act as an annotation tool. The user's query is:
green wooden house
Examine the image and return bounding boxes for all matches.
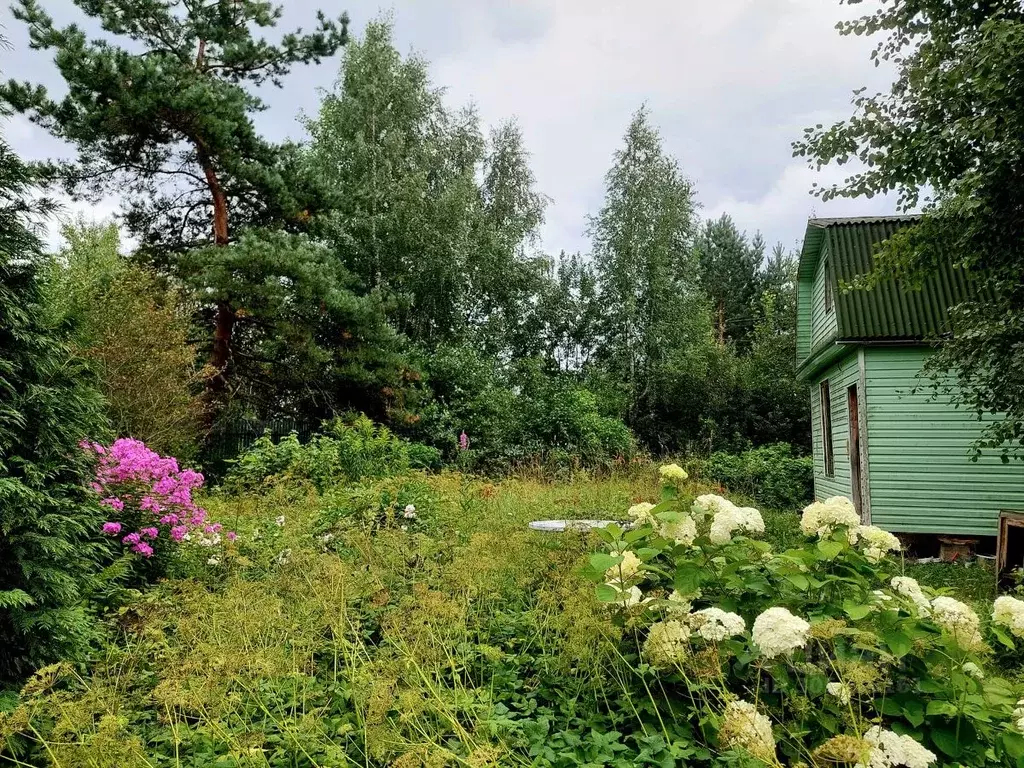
[796,215,1024,539]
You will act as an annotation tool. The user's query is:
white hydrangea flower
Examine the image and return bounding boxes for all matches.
[660,515,697,547]
[719,699,776,763]
[1012,699,1024,733]
[826,681,851,704]
[801,496,860,538]
[890,576,931,616]
[854,525,901,562]
[930,596,984,650]
[752,607,810,659]
[664,590,694,616]
[610,549,642,580]
[962,662,985,680]
[993,595,1024,638]
[692,493,732,522]
[709,503,764,544]
[627,502,657,526]
[643,620,691,666]
[659,463,688,482]
[607,583,646,608]
[690,607,745,641]
[855,726,937,768]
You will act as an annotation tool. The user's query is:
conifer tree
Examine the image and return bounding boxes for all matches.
[0,0,349,402]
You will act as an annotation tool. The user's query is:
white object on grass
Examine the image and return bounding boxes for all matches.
[528,519,623,532]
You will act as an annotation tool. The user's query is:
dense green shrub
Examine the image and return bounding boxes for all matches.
[225,414,439,492]
[411,347,636,473]
[701,442,812,509]
[0,144,111,681]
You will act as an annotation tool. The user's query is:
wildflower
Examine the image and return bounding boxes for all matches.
[993,595,1024,638]
[170,525,188,542]
[930,596,983,649]
[854,525,901,562]
[276,548,292,565]
[658,463,688,482]
[459,431,469,450]
[133,542,154,557]
[100,497,125,512]
[101,522,122,536]
[226,531,237,542]
[826,681,852,705]
[627,502,656,526]
[207,556,220,566]
[752,606,810,659]
[403,504,417,519]
[801,496,859,538]
[855,726,936,768]
[962,662,985,680]
[690,607,745,641]
[719,699,776,763]
[660,514,697,547]
[610,549,642,580]
[643,620,691,666]
[890,577,931,616]
[122,532,141,546]
[275,515,285,527]
[140,527,159,540]
[709,503,764,544]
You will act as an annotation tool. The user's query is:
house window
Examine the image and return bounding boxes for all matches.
[819,380,834,478]
[824,262,834,314]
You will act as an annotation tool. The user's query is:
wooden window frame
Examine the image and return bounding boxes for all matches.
[820,379,835,478]
[824,262,834,314]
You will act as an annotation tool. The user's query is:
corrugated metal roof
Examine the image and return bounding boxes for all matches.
[799,216,973,341]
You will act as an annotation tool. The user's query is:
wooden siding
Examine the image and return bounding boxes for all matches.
[797,277,812,361]
[863,347,1024,536]
[809,242,838,353]
[809,351,860,502]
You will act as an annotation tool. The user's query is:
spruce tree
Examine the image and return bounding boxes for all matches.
[0,141,109,680]
[1,0,349,404]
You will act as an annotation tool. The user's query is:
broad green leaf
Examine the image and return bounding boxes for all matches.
[882,628,912,658]
[816,540,845,559]
[925,700,958,717]
[784,573,810,591]
[843,600,873,621]
[590,553,621,572]
[595,583,619,603]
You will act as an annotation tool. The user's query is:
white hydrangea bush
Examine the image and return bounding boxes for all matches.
[587,470,1024,766]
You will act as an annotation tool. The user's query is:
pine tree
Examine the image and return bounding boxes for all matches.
[0,141,110,680]
[694,214,765,349]
[0,0,349,405]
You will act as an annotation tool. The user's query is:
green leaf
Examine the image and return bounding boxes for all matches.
[925,700,958,717]
[817,539,845,560]
[1004,731,1024,760]
[993,625,1017,650]
[595,584,619,603]
[882,628,912,658]
[902,699,925,727]
[590,553,621,572]
[843,600,873,620]
[784,573,810,591]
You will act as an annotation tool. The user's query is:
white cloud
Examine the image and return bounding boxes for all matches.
[2,0,897,254]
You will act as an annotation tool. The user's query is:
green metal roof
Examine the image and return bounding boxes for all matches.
[799,216,973,342]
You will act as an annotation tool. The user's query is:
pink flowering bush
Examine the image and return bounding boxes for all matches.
[82,438,233,563]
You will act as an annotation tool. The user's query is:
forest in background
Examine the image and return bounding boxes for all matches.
[6,14,808,472]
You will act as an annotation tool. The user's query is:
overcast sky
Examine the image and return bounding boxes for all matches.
[1,0,899,255]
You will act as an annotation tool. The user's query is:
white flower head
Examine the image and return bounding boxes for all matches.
[752,607,810,659]
[627,502,657,526]
[660,514,697,547]
[690,607,745,642]
[855,726,936,768]
[719,700,776,763]
[692,493,731,522]
[658,463,688,482]
[930,596,984,650]
[276,547,291,565]
[962,661,985,680]
[801,496,860,538]
[643,620,691,666]
[891,576,931,616]
[610,549,642,581]
[709,503,764,544]
[608,583,646,609]
[854,525,901,562]
[664,590,695,616]
[993,595,1024,638]
[206,556,220,566]
[402,505,417,519]
[826,681,852,705]
[275,515,285,527]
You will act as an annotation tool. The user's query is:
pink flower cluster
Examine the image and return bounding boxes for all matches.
[83,438,233,557]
